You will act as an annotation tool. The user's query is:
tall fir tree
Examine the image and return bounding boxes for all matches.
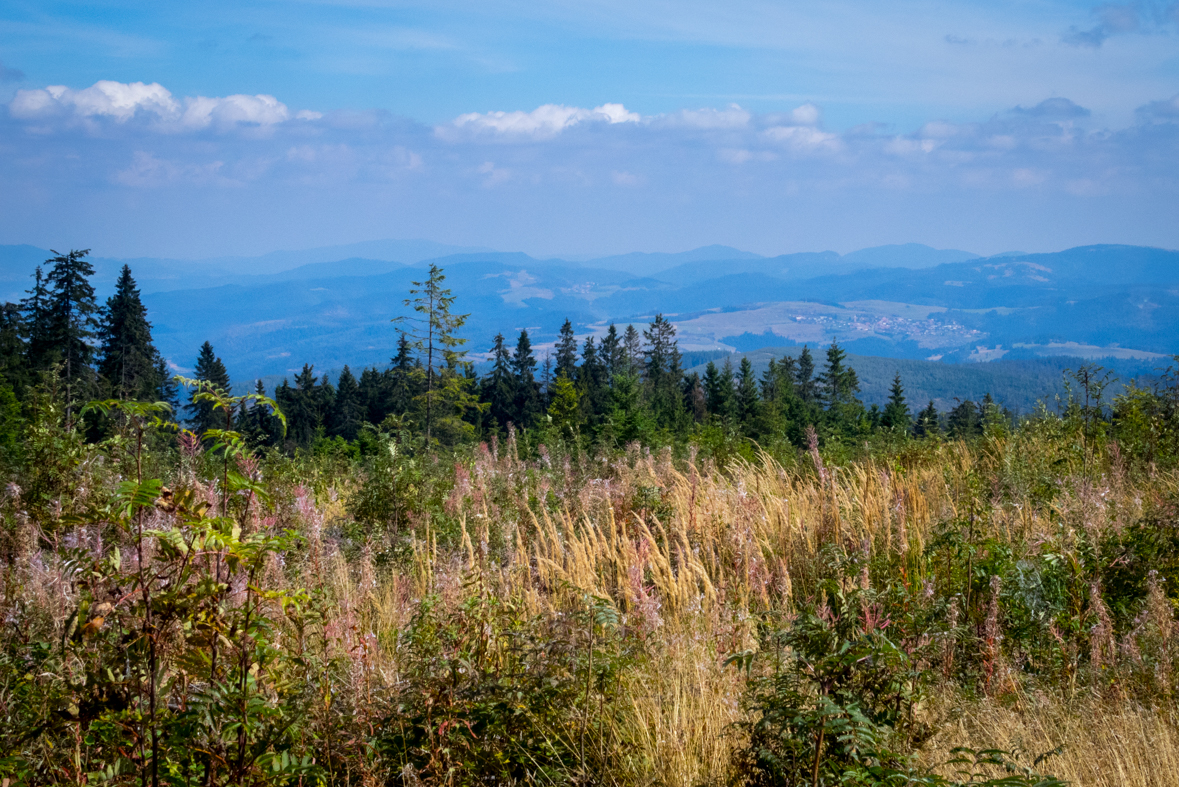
[547,373,581,438]
[359,366,390,425]
[703,361,733,421]
[554,319,579,381]
[947,399,981,439]
[388,333,419,418]
[511,329,540,428]
[45,249,100,411]
[331,366,364,441]
[881,374,911,431]
[600,323,622,380]
[240,379,284,447]
[20,266,53,372]
[185,341,231,433]
[283,364,321,447]
[577,336,609,427]
[796,346,817,404]
[914,400,940,437]
[643,314,683,426]
[396,265,472,442]
[621,324,643,377]
[97,265,159,401]
[736,356,761,428]
[481,333,516,432]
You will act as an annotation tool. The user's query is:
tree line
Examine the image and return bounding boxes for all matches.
[0,251,1006,454]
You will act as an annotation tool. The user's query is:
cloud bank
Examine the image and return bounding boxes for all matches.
[9,80,322,132]
[3,79,1179,257]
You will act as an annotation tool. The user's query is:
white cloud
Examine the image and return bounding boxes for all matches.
[666,104,751,129]
[114,150,227,187]
[444,102,640,138]
[762,124,841,153]
[8,79,316,132]
[477,161,512,186]
[788,103,820,126]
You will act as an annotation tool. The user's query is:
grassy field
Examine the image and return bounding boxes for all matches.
[4,385,1179,785]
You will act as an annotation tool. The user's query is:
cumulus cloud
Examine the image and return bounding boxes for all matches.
[1064,1,1178,47]
[7,79,320,132]
[1011,97,1091,120]
[1136,94,1179,122]
[762,124,840,153]
[444,102,640,138]
[663,104,751,129]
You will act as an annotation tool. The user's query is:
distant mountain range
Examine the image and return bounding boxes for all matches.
[0,240,1175,382]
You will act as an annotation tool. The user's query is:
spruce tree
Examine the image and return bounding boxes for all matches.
[819,340,859,409]
[396,264,471,442]
[331,366,364,441]
[796,346,817,403]
[359,366,390,425]
[45,249,100,411]
[388,333,419,417]
[511,329,540,428]
[240,379,283,447]
[760,358,780,402]
[914,400,940,437]
[481,333,516,431]
[622,324,643,377]
[577,336,609,427]
[600,324,622,379]
[554,319,578,380]
[881,374,911,431]
[947,399,981,439]
[20,266,53,372]
[185,341,231,433]
[97,265,158,401]
[547,373,581,438]
[736,356,760,428]
[286,364,321,447]
[704,361,732,420]
[643,314,683,426]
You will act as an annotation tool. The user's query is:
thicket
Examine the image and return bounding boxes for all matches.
[0,253,1178,785]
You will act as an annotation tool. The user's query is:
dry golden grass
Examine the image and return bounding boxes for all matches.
[296,432,1179,786]
[923,698,1179,787]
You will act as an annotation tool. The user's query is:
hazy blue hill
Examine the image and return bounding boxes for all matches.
[840,243,979,268]
[651,251,841,285]
[198,238,493,273]
[581,245,763,276]
[4,240,1176,379]
[147,256,667,376]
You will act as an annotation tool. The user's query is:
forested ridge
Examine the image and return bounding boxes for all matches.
[2,251,1179,785]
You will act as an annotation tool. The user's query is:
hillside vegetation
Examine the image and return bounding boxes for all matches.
[1,252,1179,785]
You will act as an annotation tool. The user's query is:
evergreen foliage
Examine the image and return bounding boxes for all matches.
[185,341,231,434]
[512,329,541,429]
[97,265,160,402]
[44,250,101,411]
[881,374,911,431]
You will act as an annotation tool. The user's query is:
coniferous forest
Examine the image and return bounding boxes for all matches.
[2,251,1179,785]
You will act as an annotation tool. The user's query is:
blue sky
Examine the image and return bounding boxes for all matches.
[1,0,1178,258]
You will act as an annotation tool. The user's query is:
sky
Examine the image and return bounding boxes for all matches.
[1,0,1178,259]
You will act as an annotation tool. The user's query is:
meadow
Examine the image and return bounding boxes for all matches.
[2,254,1179,785]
